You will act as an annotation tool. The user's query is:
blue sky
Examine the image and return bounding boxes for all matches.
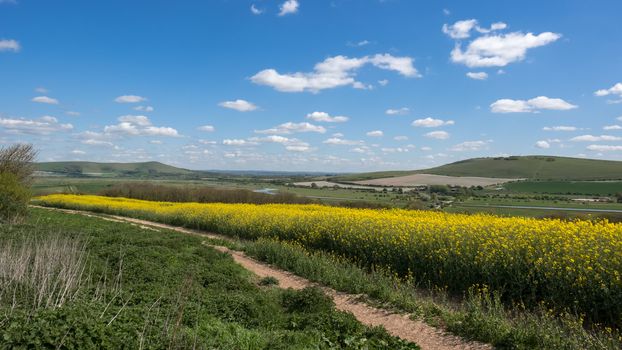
[1,0,621,171]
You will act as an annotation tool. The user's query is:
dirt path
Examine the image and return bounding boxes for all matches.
[34,206,492,350]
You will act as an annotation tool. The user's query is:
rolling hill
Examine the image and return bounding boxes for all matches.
[333,156,622,182]
[36,161,195,177]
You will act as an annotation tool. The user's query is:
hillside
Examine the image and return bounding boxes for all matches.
[333,156,622,182]
[36,161,195,177]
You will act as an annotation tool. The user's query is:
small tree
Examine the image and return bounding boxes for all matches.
[0,144,37,223]
[616,192,622,203]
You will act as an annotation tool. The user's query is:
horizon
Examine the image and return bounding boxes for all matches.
[2,1,622,172]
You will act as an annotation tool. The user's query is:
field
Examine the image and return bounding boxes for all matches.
[36,194,622,330]
[334,156,622,182]
[505,180,622,196]
[352,174,516,187]
[1,207,417,349]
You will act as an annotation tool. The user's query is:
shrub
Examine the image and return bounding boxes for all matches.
[0,172,31,223]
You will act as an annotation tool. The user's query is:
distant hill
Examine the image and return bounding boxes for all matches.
[332,156,622,182]
[36,161,195,177]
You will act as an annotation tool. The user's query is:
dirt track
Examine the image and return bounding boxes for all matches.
[34,206,492,350]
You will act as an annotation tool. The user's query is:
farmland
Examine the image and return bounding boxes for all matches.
[0,207,417,349]
[36,194,622,329]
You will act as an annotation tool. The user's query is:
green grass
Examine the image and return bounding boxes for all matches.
[505,180,622,196]
[334,156,622,181]
[0,208,418,349]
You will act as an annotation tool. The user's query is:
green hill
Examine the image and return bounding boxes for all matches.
[35,161,195,177]
[333,156,622,181]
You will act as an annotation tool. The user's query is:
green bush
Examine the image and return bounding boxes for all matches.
[0,172,31,223]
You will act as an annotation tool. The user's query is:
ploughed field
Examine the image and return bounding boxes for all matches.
[36,194,622,329]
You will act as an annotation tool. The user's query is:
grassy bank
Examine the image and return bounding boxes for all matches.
[0,208,417,349]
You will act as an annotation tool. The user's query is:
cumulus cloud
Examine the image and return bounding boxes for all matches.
[66,111,80,117]
[251,54,419,93]
[71,150,86,155]
[490,96,577,113]
[223,139,257,146]
[535,140,551,149]
[366,130,383,137]
[250,4,263,15]
[0,39,20,52]
[32,96,59,105]
[466,72,488,80]
[450,140,490,151]
[586,145,622,152]
[570,134,622,142]
[542,126,578,131]
[604,125,622,130]
[425,131,450,140]
[198,125,215,132]
[218,99,258,112]
[385,107,409,115]
[248,135,312,152]
[255,122,325,134]
[306,111,349,123]
[104,115,179,137]
[114,95,147,103]
[0,116,73,135]
[134,105,154,112]
[594,83,622,103]
[394,135,408,141]
[412,117,455,128]
[444,19,561,68]
[278,0,299,16]
[323,137,362,145]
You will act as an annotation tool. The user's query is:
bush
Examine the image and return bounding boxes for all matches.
[0,172,30,223]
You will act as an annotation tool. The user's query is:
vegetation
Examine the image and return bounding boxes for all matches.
[0,144,36,223]
[333,156,622,181]
[244,238,621,349]
[504,180,622,196]
[101,182,314,205]
[36,161,196,178]
[0,208,418,349]
[37,194,622,330]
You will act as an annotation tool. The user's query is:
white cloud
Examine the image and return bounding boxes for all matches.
[218,99,258,112]
[542,126,578,131]
[118,115,151,126]
[442,19,478,39]
[0,116,73,135]
[535,140,550,149]
[250,4,263,15]
[378,79,389,86]
[394,135,408,141]
[586,145,622,152]
[466,72,488,80]
[306,111,349,123]
[385,107,409,115]
[412,117,455,128]
[32,96,59,105]
[223,139,257,146]
[114,95,147,103]
[348,40,370,47]
[594,83,622,97]
[134,105,154,112]
[0,39,20,52]
[604,125,622,130]
[71,150,86,155]
[35,87,48,94]
[198,125,215,132]
[150,140,163,145]
[323,137,362,145]
[450,28,561,67]
[570,134,622,142]
[278,0,299,16]
[381,147,409,153]
[450,140,490,151]
[251,54,419,93]
[420,146,432,151]
[332,132,344,138]
[255,122,325,134]
[104,115,179,137]
[366,130,383,137]
[425,131,450,140]
[490,96,577,113]
[66,111,80,117]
